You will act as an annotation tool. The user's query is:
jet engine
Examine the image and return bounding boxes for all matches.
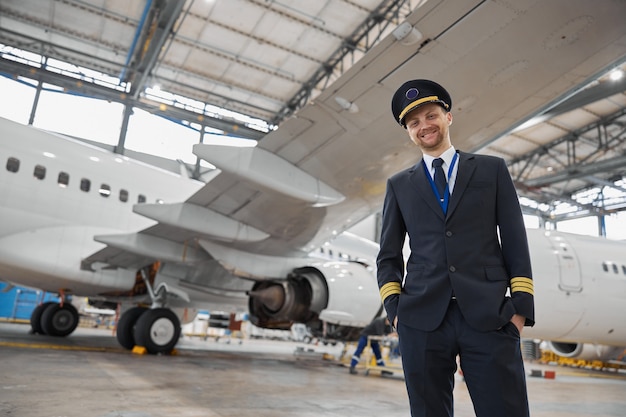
[247,261,381,341]
[546,341,625,362]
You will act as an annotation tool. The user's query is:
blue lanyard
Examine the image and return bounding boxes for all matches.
[422,152,458,214]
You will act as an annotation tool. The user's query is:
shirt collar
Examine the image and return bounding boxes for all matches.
[423,146,457,170]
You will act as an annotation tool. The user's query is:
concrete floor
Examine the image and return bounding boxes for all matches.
[0,321,625,417]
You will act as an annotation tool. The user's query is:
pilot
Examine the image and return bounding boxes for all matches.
[377,79,535,416]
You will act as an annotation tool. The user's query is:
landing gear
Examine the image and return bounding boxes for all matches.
[29,301,80,337]
[30,301,56,334]
[114,267,183,354]
[41,302,79,336]
[116,306,147,350]
[115,307,180,354]
[134,308,181,354]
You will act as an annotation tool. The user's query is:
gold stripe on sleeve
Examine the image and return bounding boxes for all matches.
[379,282,401,301]
[510,277,534,296]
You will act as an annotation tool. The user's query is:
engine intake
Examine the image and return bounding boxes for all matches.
[247,267,328,330]
[247,261,382,341]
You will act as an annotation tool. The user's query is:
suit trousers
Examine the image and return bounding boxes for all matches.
[398,300,530,417]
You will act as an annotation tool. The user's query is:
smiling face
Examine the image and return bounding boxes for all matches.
[404,102,453,157]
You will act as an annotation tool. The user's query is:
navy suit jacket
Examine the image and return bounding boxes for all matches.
[377,151,534,332]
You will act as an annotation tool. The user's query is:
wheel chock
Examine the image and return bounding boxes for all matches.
[132,345,147,355]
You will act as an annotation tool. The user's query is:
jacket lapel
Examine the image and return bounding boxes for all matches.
[408,159,445,220]
[447,151,475,219]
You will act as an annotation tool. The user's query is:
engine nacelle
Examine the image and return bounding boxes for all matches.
[247,261,381,341]
[546,341,625,362]
[248,267,328,330]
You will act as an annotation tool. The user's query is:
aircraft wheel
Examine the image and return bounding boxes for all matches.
[116,306,148,350]
[40,302,80,336]
[30,301,56,334]
[134,308,181,354]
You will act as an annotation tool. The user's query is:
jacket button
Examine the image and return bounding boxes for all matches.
[449,266,456,272]
[446,231,452,237]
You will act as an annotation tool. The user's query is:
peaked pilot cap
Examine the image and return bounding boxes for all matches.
[391,79,452,127]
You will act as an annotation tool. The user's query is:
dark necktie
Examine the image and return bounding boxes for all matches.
[432,158,447,201]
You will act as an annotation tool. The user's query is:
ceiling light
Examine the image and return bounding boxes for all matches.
[609,69,624,81]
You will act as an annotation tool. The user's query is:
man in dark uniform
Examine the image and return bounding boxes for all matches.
[377,79,534,417]
[349,316,394,374]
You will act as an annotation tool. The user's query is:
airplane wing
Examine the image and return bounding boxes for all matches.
[83,0,626,275]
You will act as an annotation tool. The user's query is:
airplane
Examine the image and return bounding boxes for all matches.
[0,115,383,352]
[1,0,626,357]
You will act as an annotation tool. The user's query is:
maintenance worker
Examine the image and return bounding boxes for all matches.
[349,316,394,374]
[377,79,534,416]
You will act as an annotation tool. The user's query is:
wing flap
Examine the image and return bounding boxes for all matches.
[133,202,269,242]
[81,246,155,271]
[81,231,212,271]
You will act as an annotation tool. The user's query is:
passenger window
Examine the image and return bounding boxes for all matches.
[6,157,19,173]
[119,189,129,202]
[138,194,146,203]
[622,265,626,275]
[613,264,618,274]
[58,172,69,187]
[602,263,608,272]
[99,184,111,197]
[80,178,91,192]
[34,165,46,180]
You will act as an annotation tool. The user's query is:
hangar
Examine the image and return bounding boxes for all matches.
[1,0,625,233]
[1,1,626,415]
[0,0,626,351]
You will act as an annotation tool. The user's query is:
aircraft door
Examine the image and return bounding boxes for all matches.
[548,234,582,293]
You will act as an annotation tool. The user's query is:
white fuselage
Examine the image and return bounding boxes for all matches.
[524,229,626,346]
[0,117,203,294]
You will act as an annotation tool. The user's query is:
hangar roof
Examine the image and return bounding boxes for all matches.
[0,0,414,126]
[0,0,625,224]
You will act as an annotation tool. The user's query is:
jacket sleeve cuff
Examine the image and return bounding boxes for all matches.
[380,282,401,327]
[510,277,535,326]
